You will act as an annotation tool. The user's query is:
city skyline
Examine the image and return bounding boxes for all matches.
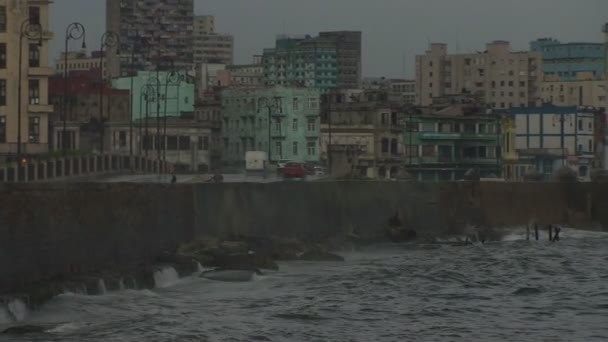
[47,0,608,78]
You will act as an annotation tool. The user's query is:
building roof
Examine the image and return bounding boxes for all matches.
[507,105,597,115]
[49,76,129,97]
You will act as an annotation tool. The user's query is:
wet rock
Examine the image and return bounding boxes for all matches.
[156,252,199,277]
[209,252,279,271]
[385,226,418,242]
[200,269,258,282]
[219,241,249,254]
[299,250,345,262]
[2,325,48,335]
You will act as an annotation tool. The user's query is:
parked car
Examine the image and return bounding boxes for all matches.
[282,162,307,179]
[313,166,326,176]
[276,159,292,175]
[303,163,316,175]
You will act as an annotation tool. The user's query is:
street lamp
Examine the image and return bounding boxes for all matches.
[162,69,182,164]
[141,84,156,158]
[99,31,120,153]
[146,75,162,173]
[63,22,86,155]
[257,97,282,163]
[17,19,42,160]
[129,36,150,161]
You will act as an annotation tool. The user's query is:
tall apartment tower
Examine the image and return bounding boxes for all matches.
[415,41,543,108]
[319,31,362,89]
[262,31,362,90]
[193,15,234,65]
[0,0,54,157]
[106,0,194,77]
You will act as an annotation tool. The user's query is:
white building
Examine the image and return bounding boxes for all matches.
[510,105,598,180]
[193,15,234,65]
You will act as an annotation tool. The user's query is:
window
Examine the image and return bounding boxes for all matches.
[28,80,40,104]
[307,142,316,156]
[28,7,40,25]
[0,6,6,32]
[589,140,593,153]
[275,141,282,156]
[464,123,476,133]
[508,81,514,87]
[28,117,40,143]
[292,118,298,131]
[293,97,299,110]
[274,120,281,132]
[0,116,5,142]
[308,97,318,110]
[307,118,316,131]
[422,145,435,157]
[0,79,5,106]
[0,43,5,69]
[293,142,298,155]
[29,44,40,67]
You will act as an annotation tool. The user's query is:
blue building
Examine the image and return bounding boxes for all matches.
[507,105,598,180]
[530,38,605,81]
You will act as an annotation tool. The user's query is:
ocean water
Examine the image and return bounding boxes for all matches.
[2,228,608,342]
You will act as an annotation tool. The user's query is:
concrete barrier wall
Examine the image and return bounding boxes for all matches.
[0,181,606,292]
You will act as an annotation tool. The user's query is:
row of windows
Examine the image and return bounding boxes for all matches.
[0,6,41,33]
[0,79,40,106]
[0,43,41,69]
[224,117,318,132]
[0,115,41,143]
[226,140,318,157]
[56,61,105,71]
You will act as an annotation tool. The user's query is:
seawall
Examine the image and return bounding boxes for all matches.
[1,181,607,293]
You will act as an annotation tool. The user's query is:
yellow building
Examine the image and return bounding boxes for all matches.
[0,0,54,158]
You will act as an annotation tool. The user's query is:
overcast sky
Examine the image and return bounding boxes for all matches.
[51,0,608,78]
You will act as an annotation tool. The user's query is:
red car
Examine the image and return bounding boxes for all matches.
[282,162,307,179]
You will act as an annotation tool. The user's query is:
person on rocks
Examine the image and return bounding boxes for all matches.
[171,174,177,184]
[553,225,561,242]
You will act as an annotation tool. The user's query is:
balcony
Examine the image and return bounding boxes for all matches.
[29,66,54,76]
[29,103,53,113]
[419,132,497,141]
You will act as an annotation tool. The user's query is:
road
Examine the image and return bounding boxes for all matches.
[99,173,325,184]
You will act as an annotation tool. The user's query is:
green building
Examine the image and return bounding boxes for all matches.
[404,99,501,181]
[112,71,195,120]
[221,86,322,165]
[262,35,338,90]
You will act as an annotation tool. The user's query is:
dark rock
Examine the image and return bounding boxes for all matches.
[156,252,199,277]
[299,251,345,262]
[385,226,418,242]
[2,325,48,335]
[210,253,279,271]
[200,269,257,282]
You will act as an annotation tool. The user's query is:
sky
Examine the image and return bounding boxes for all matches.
[51,0,608,78]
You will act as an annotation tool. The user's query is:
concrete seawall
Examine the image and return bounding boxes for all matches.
[1,181,606,293]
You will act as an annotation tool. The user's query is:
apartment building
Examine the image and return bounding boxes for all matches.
[55,50,111,78]
[415,41,543,109]
[531,38,604,81]
[540,72,607,108]
[404,95,501,181]
[508,105,598,181]
[262,31,362,90]
[221,86,322,165]
[193,15,234,66]
[320,90,404,179]
[0,1,54,158]
[106,0,194,77]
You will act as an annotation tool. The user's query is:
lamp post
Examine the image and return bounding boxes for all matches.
[146,75,162,174]
[141,84,155,158]
[129,36,149,161]
[63,22,86,156]
[98,31,120,153]
[257,97,281,163]
[162,70,182,165]
[17,19,42,160]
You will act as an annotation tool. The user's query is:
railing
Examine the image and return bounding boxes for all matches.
[419,132,497,140]
[0,154,172,183]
